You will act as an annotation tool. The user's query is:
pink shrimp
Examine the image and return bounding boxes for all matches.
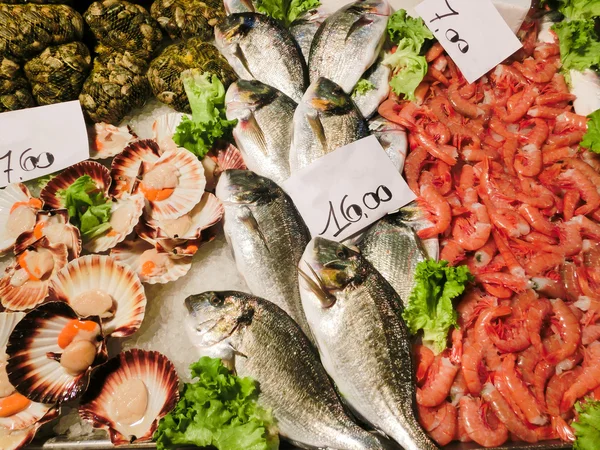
[560,261,584,302]
[448,82,485,119]
[541,219,582,257]
[403,146,428,195]
[557,168,600,216]
[518,345,541,386]
[440,239,466,266]
[535,92,576,106]
[563,157,600,188]
[525,251,565,276]
[491,64,527,90]
[526,298,551,354]
[415,344,435,384]
[562,189,581,221]
[532,359,555,409]
[425,121,452,145]
[486,310,531,353]
[527,105,566,119]
[459,396,509,447]
[518,204,556,236]
[499,136,518,174]
[515,59,557,83]
[555,111,589,132]
[476,272,528,293]
[553,416,576,442]
[490,208,531,239]
[417,354,460,407]
[545,130,586,149]
[450,368,468,405]
[414,131,458,166]
[494,368,530,424]
[519,118,549,149]
[425,42,445,62]
[546,367,583,416]
[453,202,492,251]
[451,328,463,365]
[418,402,457,446]
[530,276,568,299]
[495,85,538,123]
[545,298,582,364]
[482,382,538,443]
[561,342,600,413]
[472,237,497,270]
[461,147,500,162]
[574,215,600,240]
[542,146,579,165]
[514,144,543,177]
[418,181,452,239]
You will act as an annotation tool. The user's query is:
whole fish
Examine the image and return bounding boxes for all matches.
[357,213,427,304]
[309,0,390,93]
[396,202,439,261]
[290,77,369,173]
[185,291,387,450]
[368,116,407,172]
[353,57,391,120]
[299,237,437,450]
[215,13,308,103]
[226,80,296,185]
[290,9,324,65]
[215,169,313,341]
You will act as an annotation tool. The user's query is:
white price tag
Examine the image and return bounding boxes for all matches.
[0,101,89,188]
[415,0,522,84]
[283,136,416,241]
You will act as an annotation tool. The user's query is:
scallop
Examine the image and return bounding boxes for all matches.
[84,193,145,253]
[0,184,43,255]
[110,236,192,284]
[152,112,184,153]
[49,255,146,338]
[90,123,137,160]
[0,238,68,311]
[40,162,112,210]
[135,148,206,221]
[14,210,81,260]
[203,144,247,191]
[6,302,108,404]
[110,139,161,198]
[79,349,179,445]
[0,419,60,450]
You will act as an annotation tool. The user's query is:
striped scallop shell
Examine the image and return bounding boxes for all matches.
[90,123,137,160]
[137,149,206,221]
[0,184,40,255]
[0,411,60,450]
[110,237,192,284]
[217,144,246,172]
[152,112,184,153]
[0,238,69,312]
[83,193,145,253]
[40,162,111,210]
[0,312,56,432]
[49,255,146,338]
[6,302,107,404]
[14,210,81,260]
[79,349,179,445]
[110,140,161,198]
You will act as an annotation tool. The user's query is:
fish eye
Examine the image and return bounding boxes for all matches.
[336,248,346,259]
[209,295,223,306]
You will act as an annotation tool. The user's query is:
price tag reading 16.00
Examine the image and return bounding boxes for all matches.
[415,0,522,84]
[0,101,89,188]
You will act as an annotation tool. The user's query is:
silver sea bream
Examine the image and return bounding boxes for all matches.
[353,56,391,120]
[368,115,408,172]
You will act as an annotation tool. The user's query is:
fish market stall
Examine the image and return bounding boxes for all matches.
[1,0,600,449]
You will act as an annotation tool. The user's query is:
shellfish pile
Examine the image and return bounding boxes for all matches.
[0,113,245,449]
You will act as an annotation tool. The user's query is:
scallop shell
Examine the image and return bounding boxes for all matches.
[40,162,111,210]
[0,238,69,311]
[79,349,179,445]
[90,123,137,160]
[14,210,81,260]
[152,112,184,153]
[83,193,145,253]
[110,140,161,198]
[0,412,60,450]
[0,184,41,255]
[137,149,206,220]
[110,237,192,284]
[6,302,108,404]
[49,255,146,338]
[217,144,247,171]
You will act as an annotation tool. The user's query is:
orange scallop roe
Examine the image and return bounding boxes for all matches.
[141,260,156,276]
[186,244,198,254]
[57,319,98,349]
[0,392,30,417]
[17,251,41,281]
[33,222,45,239]
[140,185,174,202]
[10,198,42,214]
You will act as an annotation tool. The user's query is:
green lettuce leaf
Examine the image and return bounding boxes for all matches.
[402,259,473,354]
[256,0,320,27]
[581,109,600,153]
[153,357,279,450]
[57,175,112,239]
[573,399,600,449]
[387,9,433,53]
[173,70,237,160]
[352,79,375,97]
[558,0,600,20]
[552,19,600,72]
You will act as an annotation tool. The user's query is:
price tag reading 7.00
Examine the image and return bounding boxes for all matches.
[0,101,89,188]
[283,136,416,242]
[415,0,522,84]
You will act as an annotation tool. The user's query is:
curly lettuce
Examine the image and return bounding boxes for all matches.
[256,0,320,27]
[352,79,375,97]
[558,0,600,20]
[402,259,473,354]
[581,109,600,153]
[573,399,600,449]
[173,70,237,160]
[552,19,600,72]
[154,357,279,450]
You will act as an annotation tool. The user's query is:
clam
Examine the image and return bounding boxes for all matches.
[6,302,107,404]
[111,236,192,284]
[79,349,179,445]
[49,255,146,338]
[90,123,137,160]
[110,139,161,198]
[0,237,68,311]
[0,312,59,441]
[14,210,81,260]
[0,184,43,255]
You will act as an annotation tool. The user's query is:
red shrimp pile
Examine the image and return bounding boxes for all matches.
[379,20,600,448]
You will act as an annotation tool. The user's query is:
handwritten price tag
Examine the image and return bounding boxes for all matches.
[0,101,89,188]
[283,136,416,241]
[415,0,522,83]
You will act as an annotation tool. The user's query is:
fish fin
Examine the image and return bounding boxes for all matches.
[227,342,248,359]
[233,44,254,78]
[306,112,328,151]
[239,207,270,253]
[298,263,336,308]
[346,16,373,42]
[244,111,269,156]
